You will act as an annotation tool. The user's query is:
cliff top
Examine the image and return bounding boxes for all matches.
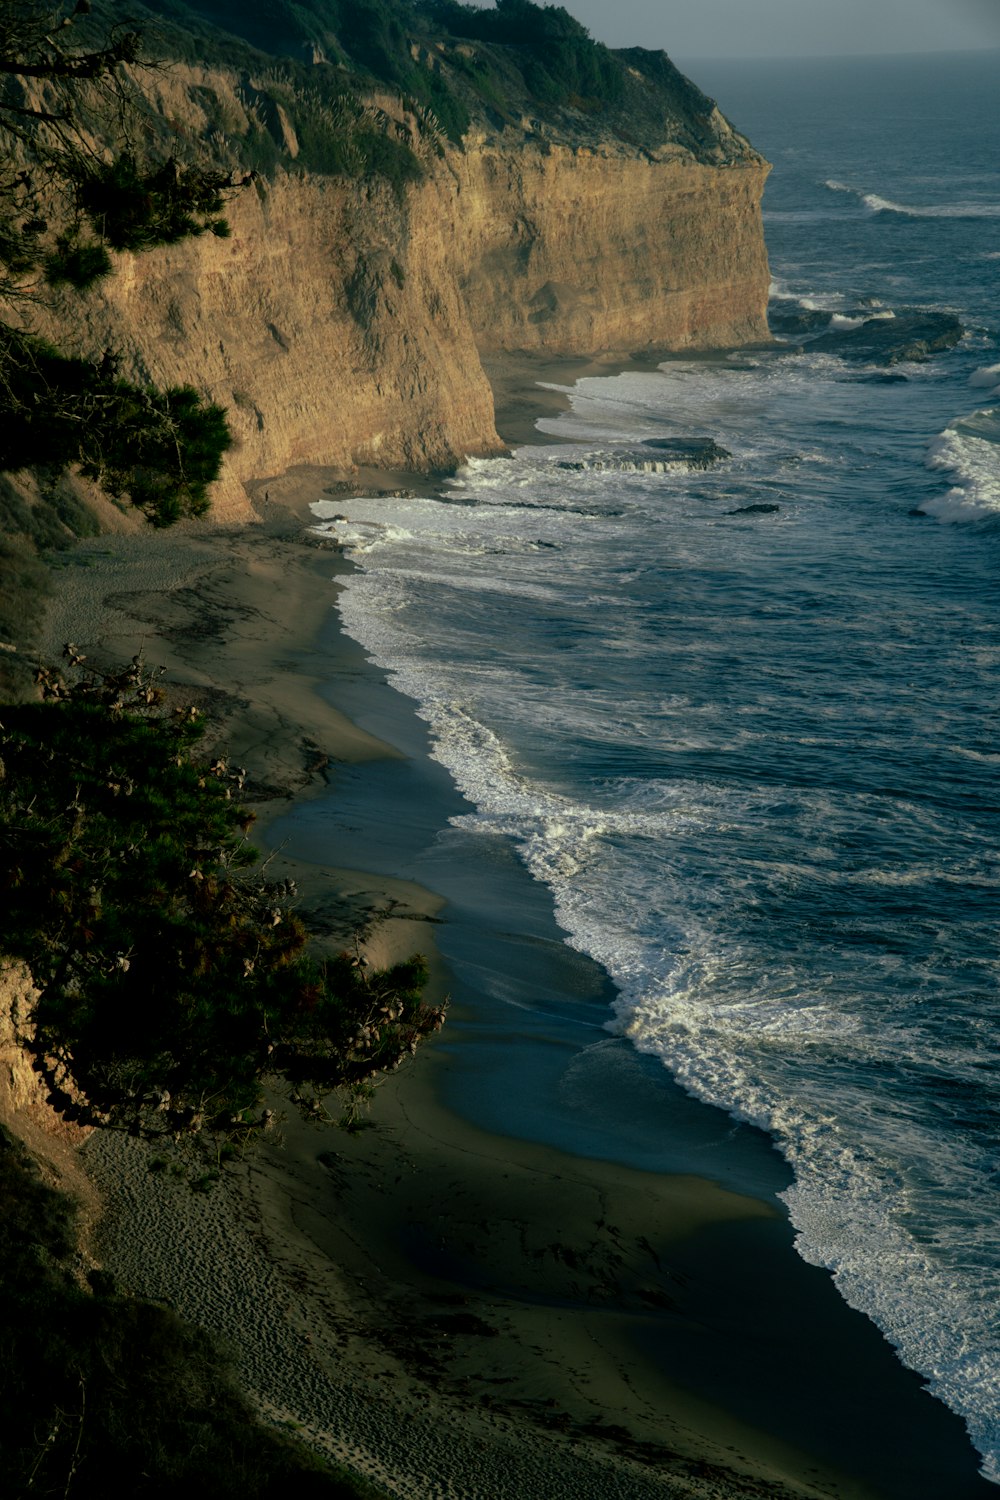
[122,0,763,167]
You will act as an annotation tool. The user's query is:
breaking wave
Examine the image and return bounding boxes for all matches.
[925,407,1000,520]
[825,178,1000,219]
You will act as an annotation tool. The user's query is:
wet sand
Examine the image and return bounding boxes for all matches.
[35,362,996,1500]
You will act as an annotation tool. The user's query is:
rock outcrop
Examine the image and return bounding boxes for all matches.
[33,68,770,519]
[0,961,92,1145]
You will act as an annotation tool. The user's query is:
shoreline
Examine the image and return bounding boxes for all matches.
[35,358,994,1499]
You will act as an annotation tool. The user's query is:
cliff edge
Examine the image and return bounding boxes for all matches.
[24,3,769,518]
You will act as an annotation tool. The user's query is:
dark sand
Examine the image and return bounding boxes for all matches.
[35,361,997,1500]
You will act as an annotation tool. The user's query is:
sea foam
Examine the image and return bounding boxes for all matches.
[925,407,1000,519]
[968,364,1000,393]
[315,324,1000,1483]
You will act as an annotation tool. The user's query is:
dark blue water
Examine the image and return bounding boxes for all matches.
[312,54,1000,1479]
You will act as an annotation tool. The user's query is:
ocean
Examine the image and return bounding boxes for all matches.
[307,52,1000,1484]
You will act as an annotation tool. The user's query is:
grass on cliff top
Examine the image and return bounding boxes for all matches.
[131,0,726,158]
[0,1123,390,1499]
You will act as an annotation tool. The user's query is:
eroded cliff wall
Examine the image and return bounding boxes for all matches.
[33,72,769,518]
[454,133,770,354]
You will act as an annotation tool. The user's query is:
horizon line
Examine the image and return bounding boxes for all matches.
[674,45,1000,63]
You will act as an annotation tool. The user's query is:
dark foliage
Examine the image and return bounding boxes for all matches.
[423,0,625,109]
[135,0,714,159]
[70,150,232,253]
[42,232,113,288]
[0,327,231,525]
[615,43,716,124]
[0,656,446,1145]
[334,0,412,81]
[0,7,241,294]
[431,0,590,44]
[355,123,423,196]
[0,2,238,522]
[335,0,470,138]
[142,0,622,140]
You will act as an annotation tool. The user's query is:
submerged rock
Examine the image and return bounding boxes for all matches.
[556,438,730,474]
[727,502,780,514]
[810,309,965,365]
[643,437,732,467]
[769,306,833,336]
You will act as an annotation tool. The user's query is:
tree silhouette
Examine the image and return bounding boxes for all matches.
[0,1,236,522]
[0,654,446,1147]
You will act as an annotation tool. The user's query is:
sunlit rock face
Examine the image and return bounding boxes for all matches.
[34,66,769,518]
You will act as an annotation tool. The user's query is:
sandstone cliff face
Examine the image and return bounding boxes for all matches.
[454,133,770,354]
[0,961,89,1149]
[46,168,501,518]
[35,73,769,519]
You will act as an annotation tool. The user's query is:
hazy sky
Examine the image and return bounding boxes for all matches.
[537,0,1000,59]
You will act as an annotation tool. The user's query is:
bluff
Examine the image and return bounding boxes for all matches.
[23,5,771,518]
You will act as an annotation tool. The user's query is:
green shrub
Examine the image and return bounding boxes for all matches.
[43,233,114,289]
[421,65,471,142]
[0,6,241,523]
[422,0,625,110]
[354,127,423,200]
[0,659,446,1146]
[71,151,233,255]
[0,328,231,527]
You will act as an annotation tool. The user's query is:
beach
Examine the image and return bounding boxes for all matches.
[36,361,995,1500]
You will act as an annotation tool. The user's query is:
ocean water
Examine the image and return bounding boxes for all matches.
[311,54,1000,1482]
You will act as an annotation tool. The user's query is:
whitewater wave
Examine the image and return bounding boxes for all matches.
[825,178,1000,219]
[969,364,1000,394]
[925,407,1000,520]
[439,711,1000,1486]
[556,439,730,475]
[317,328,1000,1479]
[769,277,845,311]
[333,532,1000,1481]
[828,310,896,331]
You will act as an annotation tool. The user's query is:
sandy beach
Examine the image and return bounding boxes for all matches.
[34,362,995,1500]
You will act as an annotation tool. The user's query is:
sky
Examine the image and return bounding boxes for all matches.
[525,0,1000,60]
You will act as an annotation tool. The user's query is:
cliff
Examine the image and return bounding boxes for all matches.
[27,47,769,519]
[454,133,770,356]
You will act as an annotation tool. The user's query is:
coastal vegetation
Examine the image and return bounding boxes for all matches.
[0,0,241,691]
[0,2,236,522]
[426,0,625,109]
[0,330,233,526]
[142,0,629,128]
[0,645,439,1488]
[137,0,717,161]
[0,652,445,1145]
